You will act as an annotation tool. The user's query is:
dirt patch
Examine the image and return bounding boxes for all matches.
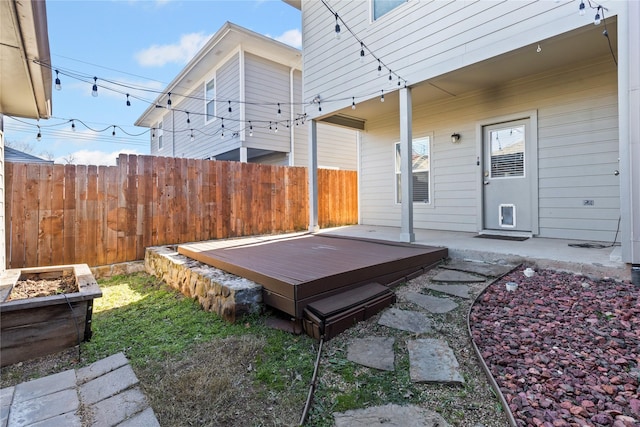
[7,273,78,301]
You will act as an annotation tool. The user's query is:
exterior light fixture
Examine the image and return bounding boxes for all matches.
[451,133,461,143]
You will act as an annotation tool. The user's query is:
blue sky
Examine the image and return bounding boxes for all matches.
[5,0,301,165]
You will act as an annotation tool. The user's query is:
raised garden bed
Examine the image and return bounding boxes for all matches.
[0,264,102,367]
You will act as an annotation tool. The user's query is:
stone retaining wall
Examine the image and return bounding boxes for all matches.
[144,246,263,322]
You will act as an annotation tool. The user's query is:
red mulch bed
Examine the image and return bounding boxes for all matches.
[470,266,639,427]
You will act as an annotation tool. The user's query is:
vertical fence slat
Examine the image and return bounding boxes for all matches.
[63,165,76,265]
[50,165,65,266]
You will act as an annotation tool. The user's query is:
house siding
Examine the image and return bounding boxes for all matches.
[301,0,619,112]
[360,56,618,242]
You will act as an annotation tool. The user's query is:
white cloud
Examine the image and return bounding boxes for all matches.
[55,149,141,166]
[135,32,212,67]
[270,29,302,49]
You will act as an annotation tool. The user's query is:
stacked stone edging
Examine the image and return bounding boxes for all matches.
[144,246,263,322]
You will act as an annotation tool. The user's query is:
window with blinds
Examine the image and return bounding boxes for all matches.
[490,125,525,178]
[395,137,430,204]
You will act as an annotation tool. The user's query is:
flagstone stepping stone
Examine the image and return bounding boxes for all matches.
[378,308,432,333]
[425,284,471,299]
[347,337,395,371]
[404,291,458,314]
[408,339,464,384]
[441,260,514,278]
[334,404,451,427]
[431,269,486,283]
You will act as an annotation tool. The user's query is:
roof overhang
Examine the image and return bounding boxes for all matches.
[0,0,53,119]
[135,22,302,128]
[282,0,301,10]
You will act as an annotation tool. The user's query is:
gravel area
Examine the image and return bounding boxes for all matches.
[470,265,639,427]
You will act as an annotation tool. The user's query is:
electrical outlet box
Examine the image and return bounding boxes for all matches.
[583,199,595,206]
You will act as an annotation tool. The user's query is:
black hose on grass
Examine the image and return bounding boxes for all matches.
[299,337,324,426]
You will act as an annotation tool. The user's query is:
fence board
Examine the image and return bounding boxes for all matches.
[5,155,358,268]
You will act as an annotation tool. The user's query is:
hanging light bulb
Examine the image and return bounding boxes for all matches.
[352,97,356,110]
[318,102,322,112]
[269,121,273,131]
[594,6,602,25]
[397,76,402,87]
[228,100,232,113]
[55,70,61,91]
[220,118,225,139]
[389,70,393,86]
[190,130,195,142]
[36,126,42,141]
[334,13,341,39]
[71,120,76,132]
[112,126,116,137]
[275,123,278,133]
[381,90,385,102]
[360,42,365,63]
[152,129,156,138]
[186,112,191,124]
[92,77,98,97]
[126,94,131,106]
[249,121,253,137]
[578,0,586,16]
[377,60,382,76]
[277,103,282,118]
[167,92,172,110]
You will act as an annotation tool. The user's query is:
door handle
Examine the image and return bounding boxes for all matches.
[483,181,490,185]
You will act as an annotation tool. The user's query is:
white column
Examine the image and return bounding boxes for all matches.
[619,0,640,267]
[308,119,319,232]
[239,147,248,163]
[399,87,415,243]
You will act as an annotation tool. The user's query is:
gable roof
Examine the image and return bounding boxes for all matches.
[135,22,302,128]
[5,146,53,164]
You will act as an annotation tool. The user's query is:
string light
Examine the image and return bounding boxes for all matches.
[228,100,232,113]
[594,6,601,25]
[352,97,356,109]
[126,94,131,106]
[71,120,76,132]
[220,118,225,138]
[269,121,273,131]
[186,112,191,124]
[92,77,98,97]
[377,60,382,76]
[360,42,365,63]
[249,121,253,137]
[334,13,341,39]
[36,126,42,141]
[167,92,172,110]
[190,130,195,142]
[275,122,278,133]
[55,70,61,91]
[380,90,385,102]
[388,71,393,86]
[277,103,282,117]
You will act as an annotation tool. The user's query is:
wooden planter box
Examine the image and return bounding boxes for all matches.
[0,264,102,367]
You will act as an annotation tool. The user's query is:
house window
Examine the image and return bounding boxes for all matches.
[395,137,430,204]
[157,122,163,150]
[373,0,407,20]
[205,78,215,121]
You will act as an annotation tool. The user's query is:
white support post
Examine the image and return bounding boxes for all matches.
[399,87,415,243]
[239,146,248,163]
[309,119,319,233]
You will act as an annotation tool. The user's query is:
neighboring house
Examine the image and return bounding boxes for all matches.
[0,0,53,274]
[5,146,53,164]
[286,1,639,271]
[135,22,358,170]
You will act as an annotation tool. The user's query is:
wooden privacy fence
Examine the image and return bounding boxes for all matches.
[5,154,358,268]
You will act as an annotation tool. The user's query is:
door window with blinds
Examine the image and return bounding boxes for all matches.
[395,137,430,204]
[489,125,525,178]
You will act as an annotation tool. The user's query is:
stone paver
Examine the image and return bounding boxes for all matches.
[347,337,395,371]
[77,352,129,384]
[378,308,432,334]
[28,412,82,427]
[425,284,471,299]
[90,387,149,427]
[441,260,514,277]
[431,269,486,283]
[116,407,161,427]
[404,291,459,314]
[334,404,451,427]
[12,369,76,403]
[1,387,13,427]
[8,388,79,426]
[408,339,464,384]
[79,364,139,406]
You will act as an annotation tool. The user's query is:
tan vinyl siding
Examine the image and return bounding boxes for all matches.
[359,57,618,242]
[301,1,612,111]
